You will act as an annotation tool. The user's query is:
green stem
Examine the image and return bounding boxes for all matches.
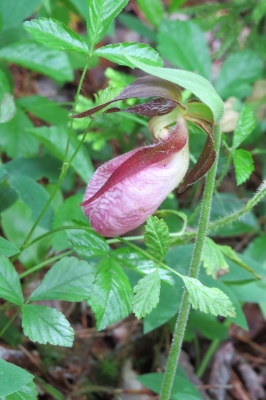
[160,124,222,400]
[17,59,91,252]
[0,310,20,338]
[19,251,72,279]
[209,179,266,232]
[196,338,220,379]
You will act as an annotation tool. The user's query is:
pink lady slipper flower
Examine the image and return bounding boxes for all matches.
[72,76,215,237]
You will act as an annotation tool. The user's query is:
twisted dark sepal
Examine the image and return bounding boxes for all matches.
[179,101,215,192]
[71,75,183,119]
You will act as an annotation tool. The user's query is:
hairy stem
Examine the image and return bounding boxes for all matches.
[160,123,222,400]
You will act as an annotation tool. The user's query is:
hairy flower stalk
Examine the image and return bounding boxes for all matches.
[72,75,216,237]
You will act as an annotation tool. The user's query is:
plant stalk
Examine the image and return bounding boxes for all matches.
[160,123,222,400]
[18,58,91,252]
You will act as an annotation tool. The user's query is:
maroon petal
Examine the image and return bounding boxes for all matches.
[178,115,215,192]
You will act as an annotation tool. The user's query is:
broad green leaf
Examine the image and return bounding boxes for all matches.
[88,256,132,330]
[210,193,258,236]
[0,256,23,305]
[29,257,95,302]
[3,155,60,182]
[244,235,266,269]
[182,276,235,317]
[157,20,211,78]
[126,59,224,122]
[52,194,87,251]
[215,51,264,99]
[22,304,74,347]
[66,228,109,258]
[232,105,256,149]
[87,0,128,49]
[0,42,73,83]
[144,283,182,333]
[144,216,169,261]
[17,96,68,125]
[133,269,161,319]
[24,18,89,54]
[0,93,16,124]
[29,125,94,183]
[95,42,163,68]
[233,149,254,186]
[136,0,164,27]
[68,0,89,19]
[202,237,229,278]
[0,237,19,257]
[0,0,42,32]
[0,359,33,397]
[0,109,38,158]
[1,200,51,268]
[187,310,228,342]
[4,382,38,400]
[9,175,53,230]
[139,368,203,400]
[118,14,157,42]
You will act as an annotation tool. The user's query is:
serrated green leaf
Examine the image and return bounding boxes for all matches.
[233,105,256,149]
[202,237,229,278]
[0,42,73,83]
[136,0,164,27]
[24,18,88,54]
[233,149,254,186]
[215,51,264,99]
[66,228,109,258]
[0,0,42,32]
[29,257,95,302]
[22,304,74,347]
[126,59,223,122]
[0,109,38,159]
[88,256,132,330]
[0,237,19,257]
[157,20,211,78]
[29,125,94,183]
[0,359,33,397]
[4,382,38,400]
[0,255,23,305]
[133,269,161,319]
[95,42,163,68]
[17,96,68,125]
[9,175,53,230]
[87,0,128,49]
[144,216,169,261]
[182,276,236,317]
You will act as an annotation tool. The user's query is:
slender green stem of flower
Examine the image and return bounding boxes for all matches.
[196,338,221,379]
[0,310,20,338]
[17,59,91,253]
[160,123,222,400]
[209,180,266,232]
[19,251,72,279]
